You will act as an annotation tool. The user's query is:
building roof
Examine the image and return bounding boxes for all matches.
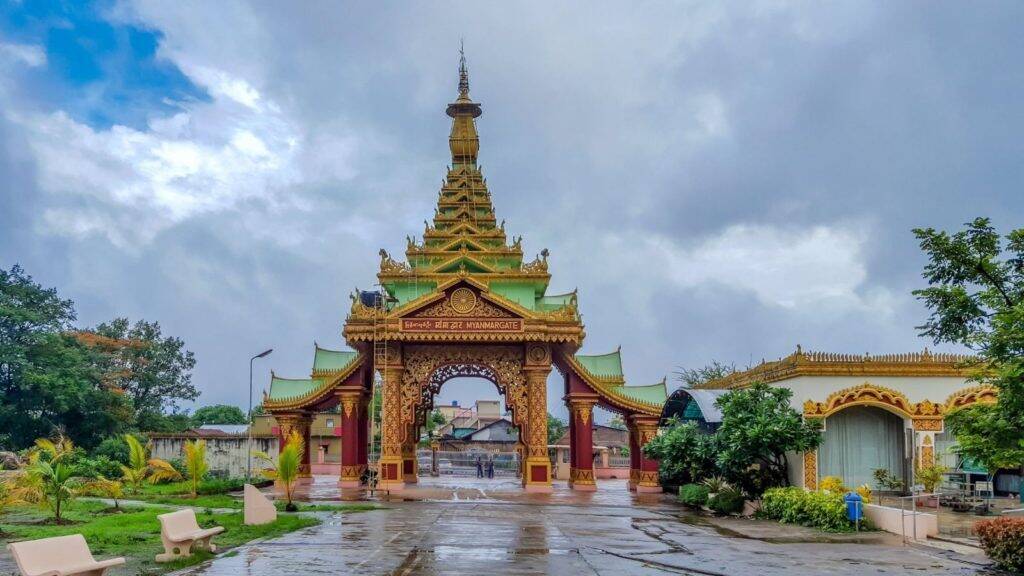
[697,346,974,390]
[575,349,624,381]
[660,388,729,425]
[198,424,249,435]
[466,418,517,440]
[267,375,325,402]
[312,346,359,373]
[554,424,628,449]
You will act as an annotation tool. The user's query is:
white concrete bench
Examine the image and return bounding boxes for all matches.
[7,534,125,576]
[155,509,225,562]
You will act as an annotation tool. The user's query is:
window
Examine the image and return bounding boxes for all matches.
[326,419,335,429]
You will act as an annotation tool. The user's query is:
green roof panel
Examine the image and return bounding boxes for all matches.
[575,350,623,378]
[268,376,324,402]
[313,346,359,372]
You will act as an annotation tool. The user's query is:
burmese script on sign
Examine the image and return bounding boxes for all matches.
[401,318,524,332]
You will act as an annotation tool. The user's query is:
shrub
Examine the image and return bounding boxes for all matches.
[72,455,122,479]
[708,488,745,515]
[92,436,131,465]
[819,476,846,493]
[196,478,246,495]
[855,484,872,504]
[975,517,1024,573]
[678,484,709,508]
[702,476,731,493]
[914,463,946,493]
[761,487,853,532]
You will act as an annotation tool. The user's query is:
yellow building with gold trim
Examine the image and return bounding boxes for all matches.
[687,346,997,491]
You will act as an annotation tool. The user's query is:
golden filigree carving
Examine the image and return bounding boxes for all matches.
[449,287,477,314]
[400,346,529,440]
[912,418,944,431]
[803,383,943,420]
[944,385,998,412]
[379,249,412,274]
[804,450,818,490]
[413,295,512,319]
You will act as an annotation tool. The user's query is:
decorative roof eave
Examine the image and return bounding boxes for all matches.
[559,351,662,416]
[264,353,367,412]
[696,347,978,390]
[376,270,552,283]
[429,253,499,274]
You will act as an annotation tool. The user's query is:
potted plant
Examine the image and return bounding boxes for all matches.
[914,464,946,507]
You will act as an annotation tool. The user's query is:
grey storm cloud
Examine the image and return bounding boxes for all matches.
[1,1,1022,420]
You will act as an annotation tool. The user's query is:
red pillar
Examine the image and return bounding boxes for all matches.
[630,415,661,494]
[627,423,640,492]
[568,398,596,491]
[338,390,363,488]
[357,395,369,479]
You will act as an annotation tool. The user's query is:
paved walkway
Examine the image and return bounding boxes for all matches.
[168,477,987,575]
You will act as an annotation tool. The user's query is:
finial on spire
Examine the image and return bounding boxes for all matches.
[458,39,470,99]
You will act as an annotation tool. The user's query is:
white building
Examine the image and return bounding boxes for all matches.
[684,347,997,491]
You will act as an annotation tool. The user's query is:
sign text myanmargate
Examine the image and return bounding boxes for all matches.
[401,318,524,333]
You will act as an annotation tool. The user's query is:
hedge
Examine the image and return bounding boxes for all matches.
[975,517,1024,573]
[678,484,709,508]
[761,486,852,532]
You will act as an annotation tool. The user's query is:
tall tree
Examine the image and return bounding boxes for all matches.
[0,266,128,449]
[546,414,567,444]
[192,404,247,426]
[913,217,1024,475]
[93,318,198,427]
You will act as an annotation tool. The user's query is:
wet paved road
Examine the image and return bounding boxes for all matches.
[170,477,985,575]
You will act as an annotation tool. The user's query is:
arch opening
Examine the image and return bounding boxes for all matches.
[818,405,908,490]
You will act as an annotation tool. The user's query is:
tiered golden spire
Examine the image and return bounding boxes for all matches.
[446,43,482,165]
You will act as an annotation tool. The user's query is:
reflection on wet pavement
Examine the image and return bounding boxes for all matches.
[169,477,985,575]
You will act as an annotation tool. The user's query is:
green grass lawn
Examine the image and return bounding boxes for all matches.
[120,480,246,509]
[0,501,320,575]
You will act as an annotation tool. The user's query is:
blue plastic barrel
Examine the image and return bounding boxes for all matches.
[844,492,863,522]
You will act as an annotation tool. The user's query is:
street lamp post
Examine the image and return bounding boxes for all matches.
[248,348,273,481]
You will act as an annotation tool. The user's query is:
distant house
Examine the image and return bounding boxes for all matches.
[440,418,519,452]
[550,424,630,481]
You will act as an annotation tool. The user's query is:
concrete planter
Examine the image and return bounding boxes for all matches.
[863,503,937,540]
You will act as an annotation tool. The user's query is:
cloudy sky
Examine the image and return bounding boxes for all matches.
[1,1,1021,421]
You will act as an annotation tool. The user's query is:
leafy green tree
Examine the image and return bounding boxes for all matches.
[913,218,1024,477]
[607,415,626,430]
[192,404,247,426]
[713,383,822,495]
[0,266,128,449]
[675,360,736,388]
[643,420,718,487]
[547,414,567,444]
[92,318,198,426]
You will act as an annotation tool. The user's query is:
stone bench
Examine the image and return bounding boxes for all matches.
[155,509,225,562]
[7,534,125,576]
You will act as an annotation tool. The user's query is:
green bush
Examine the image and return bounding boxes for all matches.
[708,488,745,515]
[196,478,247,495]
[975,517,1024,573]
[761,487,852,532]
[70,455,122,479]
[91,436,131,465]
[678,484,709,507]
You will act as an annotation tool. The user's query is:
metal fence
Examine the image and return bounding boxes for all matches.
[607,456,631,468]
[417,449,521,477]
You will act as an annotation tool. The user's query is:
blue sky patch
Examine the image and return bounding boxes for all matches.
[1,0,208,129]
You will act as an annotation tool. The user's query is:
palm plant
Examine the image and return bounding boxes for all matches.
[0,477,29,536]
[28,435,76,465]
[182,439,209,499]
[258,430,303,511]
[119,434,180,493]
[24,460,79,523]
[84,476,124,510]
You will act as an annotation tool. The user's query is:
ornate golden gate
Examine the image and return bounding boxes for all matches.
[263,52,666,493]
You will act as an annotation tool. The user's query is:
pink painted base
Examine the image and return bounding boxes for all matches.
[571,483,597,492]
[403,475,418,484]
[296,476,313,485]
[338,479,362,489]
[635,485,661,494]
[524,483,553,493]
[378,480,405,492]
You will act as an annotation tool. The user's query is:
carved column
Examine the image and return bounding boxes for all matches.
[523,344,553,493]
[627,421,639,492]
[357,394,369,481]
[402,421,419,484]
[338,389,364,488]
[803,450,818,490]
[629,415,661,494]
[377,344,405,490]
[567,397,597,491]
